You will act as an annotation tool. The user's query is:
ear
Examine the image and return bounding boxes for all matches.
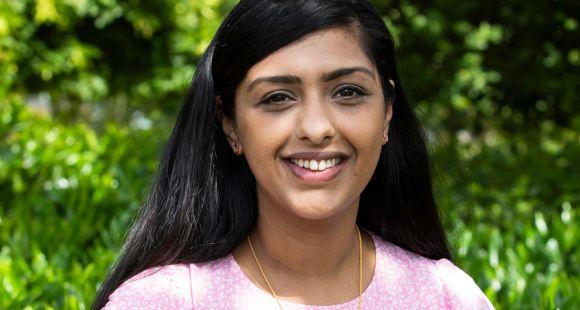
[216,96,242,153]
[383,80,395,145]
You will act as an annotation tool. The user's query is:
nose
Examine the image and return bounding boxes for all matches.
[295,94,336,145]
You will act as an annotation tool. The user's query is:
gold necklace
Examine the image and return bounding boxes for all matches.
[247,226,363,310]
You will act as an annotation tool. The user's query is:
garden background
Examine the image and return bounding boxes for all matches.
[0,0,578,308]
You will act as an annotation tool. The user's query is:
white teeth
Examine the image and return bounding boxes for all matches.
[310,160,318,170]
[289,157,343,172]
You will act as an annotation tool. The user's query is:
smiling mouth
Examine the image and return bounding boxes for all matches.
[287,157,345,172]
[283,156,348,183]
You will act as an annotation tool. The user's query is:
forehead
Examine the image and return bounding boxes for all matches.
[243,27,376,82]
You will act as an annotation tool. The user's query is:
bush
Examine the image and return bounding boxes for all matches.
[0,97,167,308]
[431,119,580,308]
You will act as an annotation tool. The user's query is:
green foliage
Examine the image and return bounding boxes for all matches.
[431,120,580,308]
[0,0,578,308]
[0,0,235,119]
[0,96,168,308]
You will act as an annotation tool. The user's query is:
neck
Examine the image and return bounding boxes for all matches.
[248,193,361,278]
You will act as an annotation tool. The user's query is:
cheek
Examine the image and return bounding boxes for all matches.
[340,105,384,150]
[236,110,293,172]
[338,103,385,177]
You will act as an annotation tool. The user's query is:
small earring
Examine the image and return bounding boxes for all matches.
[232,141,241,155]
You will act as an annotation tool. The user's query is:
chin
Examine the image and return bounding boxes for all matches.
[288,202,344,221]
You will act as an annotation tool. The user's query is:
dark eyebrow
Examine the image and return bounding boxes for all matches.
[322,66,375,82]
[247,75,302,92]
[246,66,375,92]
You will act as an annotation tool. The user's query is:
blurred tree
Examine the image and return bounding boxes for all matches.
[1,0,578,127]
[372,0,580,133]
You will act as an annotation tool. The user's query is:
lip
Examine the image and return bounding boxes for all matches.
[283,151,349,161]
[283,157,348,184]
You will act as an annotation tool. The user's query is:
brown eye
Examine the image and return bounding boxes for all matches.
[333,86,366,98]
[269,94,291,102]
[260,92,294,105]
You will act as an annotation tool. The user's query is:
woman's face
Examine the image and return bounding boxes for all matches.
[222,27,392,220]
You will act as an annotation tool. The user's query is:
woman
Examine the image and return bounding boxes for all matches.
[94,0,494,309]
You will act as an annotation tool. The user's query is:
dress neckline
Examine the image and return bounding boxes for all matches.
[227,229,381,308]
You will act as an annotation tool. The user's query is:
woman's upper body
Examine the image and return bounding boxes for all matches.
[103,230,494,309]
[93,1,491,309]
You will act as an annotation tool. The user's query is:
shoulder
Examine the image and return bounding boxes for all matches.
[433,258,495,309]
[102,264,193,309]
[370,233,494,309]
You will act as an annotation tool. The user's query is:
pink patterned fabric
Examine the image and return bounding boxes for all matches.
[103,231,494,309]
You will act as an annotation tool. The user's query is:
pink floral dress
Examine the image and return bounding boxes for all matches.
[103,231,495,309]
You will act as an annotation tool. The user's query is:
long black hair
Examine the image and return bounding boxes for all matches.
[93,0,450,308]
